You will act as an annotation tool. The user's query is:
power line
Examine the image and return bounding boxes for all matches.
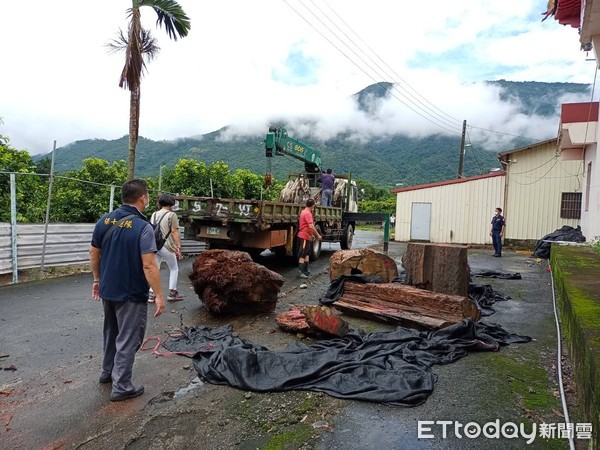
[311,0,464,130]
[288,1,562,145]
[506,155,558,175]
[508,158,560,186]
[464,130,487,175]
[467,125,539,141]
[283,0,462,136]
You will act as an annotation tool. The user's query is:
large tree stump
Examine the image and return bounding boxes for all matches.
[333,282,480,330]
[401,243,469,297]
[189,250,284,314]
[329,248,398,282]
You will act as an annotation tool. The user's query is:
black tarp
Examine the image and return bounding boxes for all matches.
[532,225,586,259]
[320,274,385,306]
[164,319,530,406]
[469,270,521,316]
[468,283,509,316]
[471,270,522,280]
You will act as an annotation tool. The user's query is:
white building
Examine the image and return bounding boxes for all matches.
[557,102,600,243]
[546,0,600,242]
[392,139,584,245]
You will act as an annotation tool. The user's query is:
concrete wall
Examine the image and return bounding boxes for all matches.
[551,244,600,447]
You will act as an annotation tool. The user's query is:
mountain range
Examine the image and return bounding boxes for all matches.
[35,80,590,187]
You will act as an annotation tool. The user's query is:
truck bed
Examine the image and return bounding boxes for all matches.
[175,196,342,230]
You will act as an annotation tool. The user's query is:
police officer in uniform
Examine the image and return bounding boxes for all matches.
[490,207,506,257]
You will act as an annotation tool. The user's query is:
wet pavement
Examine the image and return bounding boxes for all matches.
[0,232,574,449]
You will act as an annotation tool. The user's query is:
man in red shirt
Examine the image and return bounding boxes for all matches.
[297,198,322,278]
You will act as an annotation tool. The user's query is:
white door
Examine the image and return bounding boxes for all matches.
[411,202,431,241]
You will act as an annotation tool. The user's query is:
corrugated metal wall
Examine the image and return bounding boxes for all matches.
[504,141,582,240]
[394,175,505,244]
[0,223,204,276]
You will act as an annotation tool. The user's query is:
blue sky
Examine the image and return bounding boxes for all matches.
[0,0,595,155]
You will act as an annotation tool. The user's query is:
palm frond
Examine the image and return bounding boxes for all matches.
[105,29,128,53]
[140,29,160,62]
[114,9,161,90]
[140,0,191,40]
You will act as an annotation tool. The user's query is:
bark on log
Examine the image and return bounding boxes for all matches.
[401,243,469,297]
[189,250,284,314]
[329,248,398,282]
[275,306,349,337]
[333,282,479,330]
[301,306,349,337]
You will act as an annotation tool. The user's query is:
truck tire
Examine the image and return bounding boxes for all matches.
[340,224,354,250]
[272,245,287,257]
[310,225,323,261]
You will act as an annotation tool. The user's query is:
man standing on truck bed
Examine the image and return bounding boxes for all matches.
[297,198,322,278]
[317,168,335,206]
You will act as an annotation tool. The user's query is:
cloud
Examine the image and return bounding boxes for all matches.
[271,43,321,86]
[0,0,594,156]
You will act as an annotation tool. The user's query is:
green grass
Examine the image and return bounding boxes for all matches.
[261,426,314,450]
[484,353,564,449]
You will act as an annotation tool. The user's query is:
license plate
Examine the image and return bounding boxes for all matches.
[207,227,221,236]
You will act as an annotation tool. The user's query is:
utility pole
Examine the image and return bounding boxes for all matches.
[41,140,57,271]
[458,120,466,178]
[158,165,164,193]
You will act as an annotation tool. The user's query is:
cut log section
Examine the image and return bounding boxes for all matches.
[302,306,349,337]
[329,248,398,282]
[189,249,284,314]
[275,308,311,333]
[333,282,480,330]
[275,306,349,337]
[401,243,470,297]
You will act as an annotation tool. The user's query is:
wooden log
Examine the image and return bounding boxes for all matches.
[333,282,480,330]
[329,248,398,282]
[275,306,349,337]
[401,243,469,297]
[333,300,450,330]
[188,249,284,314]
[301,306,349,337]
[275,308,311,333]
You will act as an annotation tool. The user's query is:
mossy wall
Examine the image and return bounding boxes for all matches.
[551,244,600,447]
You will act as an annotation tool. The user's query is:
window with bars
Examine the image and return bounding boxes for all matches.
[560,192,582,219]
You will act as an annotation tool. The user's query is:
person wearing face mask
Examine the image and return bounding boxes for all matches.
[489,207,506,257]
[148,193,183,303]
[89,179,165,402]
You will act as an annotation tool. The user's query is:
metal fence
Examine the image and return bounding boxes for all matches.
[0,168,204,283]
[0,222,204,282]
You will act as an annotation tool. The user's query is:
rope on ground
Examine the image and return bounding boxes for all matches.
[141,330,210,357]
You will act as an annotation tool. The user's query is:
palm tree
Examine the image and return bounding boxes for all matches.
[108,0,190,180]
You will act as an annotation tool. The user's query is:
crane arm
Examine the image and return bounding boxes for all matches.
[265,126,322,174]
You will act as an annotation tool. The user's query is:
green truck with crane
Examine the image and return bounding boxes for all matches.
[176,126,360,260]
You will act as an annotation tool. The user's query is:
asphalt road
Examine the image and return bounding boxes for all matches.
[0,231,574,449]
